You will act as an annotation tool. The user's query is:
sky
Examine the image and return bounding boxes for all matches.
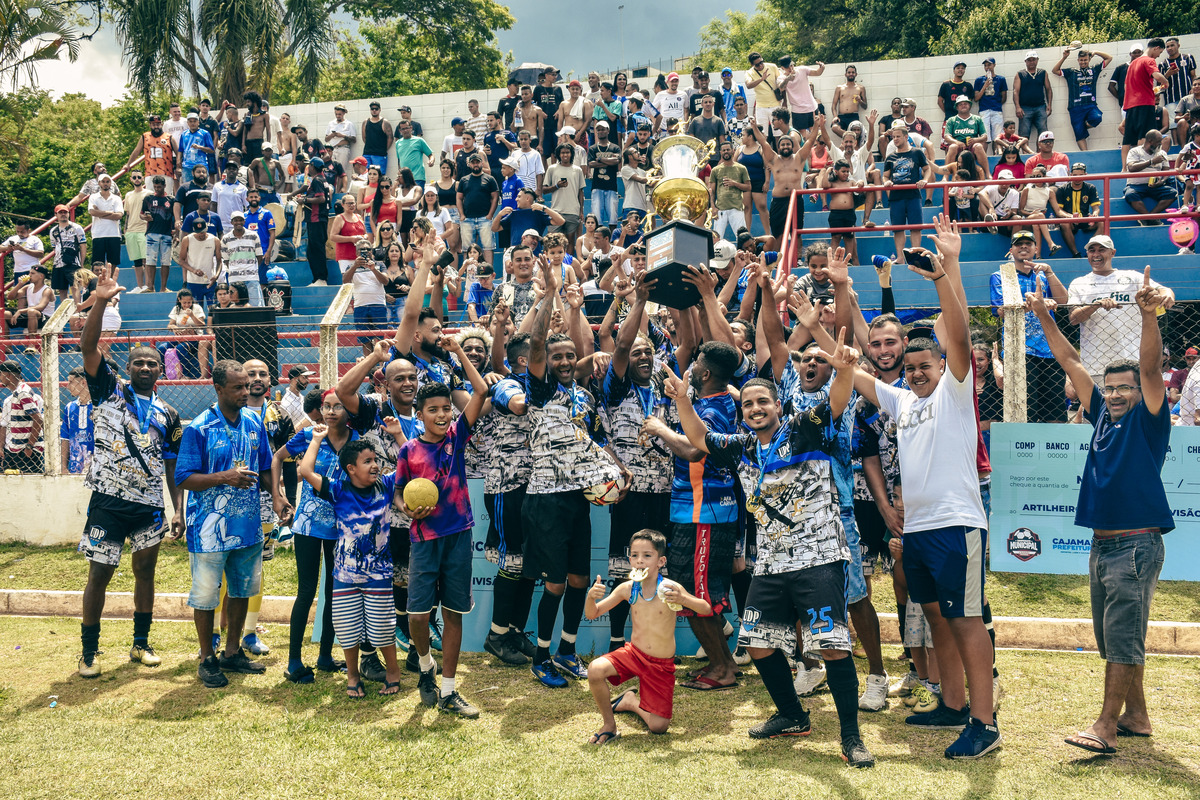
[28,0,751,105]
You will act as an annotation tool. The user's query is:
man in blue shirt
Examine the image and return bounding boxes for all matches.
[178,112,216,176]
[989,230,1069,422]
[1028,268,1172,757]
[244,188,277,275]
[176,359,273,688]
[180,192,223,240]
[973,57,1009,154]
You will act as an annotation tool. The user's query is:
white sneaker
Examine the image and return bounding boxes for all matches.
[311,279,328,286]
[733,645,752,666]
[889,670,921,698]
[859,671,889,711]
[793,662,827,696]
[127,286,142,294]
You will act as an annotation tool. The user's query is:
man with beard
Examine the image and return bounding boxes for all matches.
[457,152,499,266]
[124,113,177,195]
[243,188,278,267]
[746,116,820,252]
[76,266,184,679]
[280,366,314,434]
[480,309,538,666]
[248,143,285,206]
[173,164,211,237]
[600,274,674,653]
[336,340,425,678]
[672,286,874,768]
[522,261,620,687]
[489,244,540,323]
[387,250,470,409]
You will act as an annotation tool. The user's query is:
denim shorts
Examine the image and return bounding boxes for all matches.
[187,282,216,309]
[353,303,388,344]
[889,196,923,227]
[841,507,868,605]
[407,529,475,615]
[459,216,495,251]
[903,525,986,618]
[188,541,264,610]
[1090,531,1164,665]
[1069,105,1103,141]
[146,233,172,267]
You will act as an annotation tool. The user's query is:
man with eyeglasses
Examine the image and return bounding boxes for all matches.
[1027,266,1172,757]
[1066,234,1175,386]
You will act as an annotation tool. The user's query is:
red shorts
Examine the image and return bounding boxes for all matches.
[604,642,677,719]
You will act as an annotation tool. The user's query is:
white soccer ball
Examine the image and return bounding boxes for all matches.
[583,473,629,506]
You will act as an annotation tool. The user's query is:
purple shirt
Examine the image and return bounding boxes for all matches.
[396,415,474,542]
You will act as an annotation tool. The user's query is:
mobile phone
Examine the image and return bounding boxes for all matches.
[903,248,936,272]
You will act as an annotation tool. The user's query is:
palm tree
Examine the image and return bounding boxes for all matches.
[0,0,80,90]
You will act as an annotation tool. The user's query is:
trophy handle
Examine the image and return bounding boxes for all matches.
[701,139,716,161]
[642,213,655,234]
[646,166,662,184]
[702,208,713,228]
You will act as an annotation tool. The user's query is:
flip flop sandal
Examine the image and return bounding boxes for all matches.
[346,682,366,699]
[1065,731,1116,755]
[679,675,738,691]
[611,690,637,714]
[379,680,401,696]
[589,730,621,745]
[1116,724,1151,738]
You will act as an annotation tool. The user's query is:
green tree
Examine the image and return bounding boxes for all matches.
[934,0,1148,56]
[1115,1,1198,46]
[693,3,796,73]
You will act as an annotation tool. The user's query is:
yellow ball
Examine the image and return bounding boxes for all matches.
[403,478,440,509]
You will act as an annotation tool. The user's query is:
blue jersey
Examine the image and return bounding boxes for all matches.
[500,175,523,211]
[181,210,223,239]
[319,472,398,583]
[176,406,272,553]
[285,428,360,539]
[244,207,275,254]
[779,363,856,511]
[60,400,94,475]
[179,128,215,171]
[669,390,739,524]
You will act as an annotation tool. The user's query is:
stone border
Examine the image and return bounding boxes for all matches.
[4,589,1200,655]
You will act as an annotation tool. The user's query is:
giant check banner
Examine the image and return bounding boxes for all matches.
[989,423,1200,580]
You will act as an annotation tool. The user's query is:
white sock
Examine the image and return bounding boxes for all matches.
[490,623,507,635]
[440,675,456,698]
[419,651,436,673]
[244,611,260,635]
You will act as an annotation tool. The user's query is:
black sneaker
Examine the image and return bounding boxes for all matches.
[437,690,480,718]
[198,655,229,688]
[484,631,529,665]
[905,700,969,730]
[509,629,536,658]
[359,652,387,683]
[219,647,267,675]
[417,666,438,707]
[748,711,812,739]
[406,648,443,675]
[945,717,1002,759]
[842,736,876,768]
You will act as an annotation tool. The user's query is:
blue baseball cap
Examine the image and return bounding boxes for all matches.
[721,67,733,76]
[451,117,464,126]
[310,157,325,169]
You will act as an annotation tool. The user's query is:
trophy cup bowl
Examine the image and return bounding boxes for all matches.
[644,136,716,308]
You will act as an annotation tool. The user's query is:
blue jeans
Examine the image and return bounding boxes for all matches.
[146,233,172,267]
[1089,532,1164,665]
[387,297,406,324]
[186,282,216,310]
[1018,104,1048,140]
[591,189,618,227]
[243,279,264,307]
[187,541,264,610]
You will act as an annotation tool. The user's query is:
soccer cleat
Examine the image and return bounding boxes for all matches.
[733,645,752,667]
[129,644,162,667]
[242,633,270,656]
[219,647,267,675]
[859,672,889,712]
[907,683,940,713]
[748,712,812,739]
[437,690,481,718]
[888,670,920,698]
[842,736,876,768]
[198,654,228,688]
[417,666,438,707]
[509,629,536,658]
[359,652,388,683]
[406,648,441,675]
[552,653,589,680]
[428,619,443,651]
[793,662,827,696]
[485,631,529,665]
[78,650,103,678]
[945,717,1002,759]
[531,659,568,688]
[906,699,969,730]
[394,625,411,653]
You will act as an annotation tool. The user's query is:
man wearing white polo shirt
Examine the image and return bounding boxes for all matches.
[324,103,356,174]
[2,221,44,280]
[221,210,265,307]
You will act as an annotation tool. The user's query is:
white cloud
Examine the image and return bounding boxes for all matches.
[20,36,129,105]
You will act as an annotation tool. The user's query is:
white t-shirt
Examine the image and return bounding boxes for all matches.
[874,368,988,533]
[88,192,123,238]
[4,234,44,275]
[654,90,688,120]
[183,234,219,282]
[829,141,872,184]
[169,304,206,328]
[1180,366,1200,426]
[984,184,1021,216]
[325,119,355,147]
[351,261,387,306]
[418,207,453,236]
[24,283,55,317]
[885,134,928,158]
[1067,269,1166,376]
[514,149,544,190]
[441,134,464,158]
[162,117,188,150]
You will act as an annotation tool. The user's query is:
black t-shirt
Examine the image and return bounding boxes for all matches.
[301,139,326,162]
[1055,182,1100,215]
[533,85,563,128]
[322,162,344,193]
[497,95,521,129]
[484,129,516,174]
[199,117,221,158]
[1110,63,1129,105]
[142,194,175,236]
[633,141,654,171]
[938,80,972,117]
[588,142,621,191]
[384,273,410,301]
[457,173,499,219]
[174,181,208,220]
[883,149,929,199]
[688,89,726,119]
[304,177,330,223]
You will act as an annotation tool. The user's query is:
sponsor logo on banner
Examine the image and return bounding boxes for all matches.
[1006,527,1042,561]
[1052,537,1092,554]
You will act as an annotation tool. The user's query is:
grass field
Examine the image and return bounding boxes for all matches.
[1,616,1199,800]
[5,542,1200,622]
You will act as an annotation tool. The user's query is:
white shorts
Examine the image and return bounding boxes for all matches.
[981,109,1004,142]
[755,106,778,128]
[903,598,935,649]
[713,208,746,239]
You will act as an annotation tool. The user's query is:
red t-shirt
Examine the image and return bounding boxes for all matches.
[1124,56,1158,110]
[1025,151,1069,175]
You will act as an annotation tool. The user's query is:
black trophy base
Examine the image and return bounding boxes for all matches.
[644,218,714,309]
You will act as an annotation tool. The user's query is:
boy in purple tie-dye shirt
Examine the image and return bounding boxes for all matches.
[398,335,489,718]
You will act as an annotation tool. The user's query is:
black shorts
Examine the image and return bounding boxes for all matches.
[738,561,851,657]
[51,263,78,292]
[666,521,738,617]
[485,486,527,573]
[92,237,122,268]
[521,490,592,584]
[1123,105,1157,146]
[749,178,765,194]
[827,207,857,235]
[769,195,800,238]
[244,138,263,160]
[790,111,815,131]
[78,495,166,568]
[389,524,412,587]
[837,112,860,131]
[608,491,671,578]
[399,209,417,235]
[853,499,893,575]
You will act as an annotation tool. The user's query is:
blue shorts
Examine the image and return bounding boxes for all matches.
[889,196,923,227]
[186,282,216,310]
[1068,106,1103,141]
[187,541,264,611]
[902,525,985,619]
[407,529,475,615]
[841,507,868,604]
[353,303,388,345]
[364,154,388,172]
[146,233,172,267]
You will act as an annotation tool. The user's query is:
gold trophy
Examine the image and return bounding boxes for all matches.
[643,135,716,308]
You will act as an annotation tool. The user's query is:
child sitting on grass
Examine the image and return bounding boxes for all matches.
[584,529,712,744]
[299,429,405,698]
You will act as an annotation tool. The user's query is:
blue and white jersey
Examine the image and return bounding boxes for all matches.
[284,427,360,540]
[60,400,94,475]
[176,406,271,553]
[778,361,857,511]
[319,473,398,583]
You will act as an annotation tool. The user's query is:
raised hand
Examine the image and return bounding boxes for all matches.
[787,290,820,331]
[311,423,329,439]
[928,213,962,260]
[1135,265,1164,314]
[826,246,851,285]
[905,247,947,282]
[372,338,391,362]
[818,328,859,370]
[564,282,584,309]
[381,415,404,437]
[1023,279,1056,317]
[93,265,124,302]
[662,372,686,401]
[633,271,658,303]
[680,264,718,297]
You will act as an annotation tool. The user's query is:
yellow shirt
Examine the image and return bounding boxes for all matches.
[750,63,781,108]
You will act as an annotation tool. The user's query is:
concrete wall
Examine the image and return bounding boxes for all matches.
[0,475,178,547]
[272,32,1200,177]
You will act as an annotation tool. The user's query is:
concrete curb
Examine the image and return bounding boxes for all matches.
[4,590,1200,656]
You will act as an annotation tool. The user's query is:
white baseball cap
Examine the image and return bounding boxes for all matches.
[1129,42,1145,54]
[559,126,576,137]
[1038,131,1055,142]
[1086,234,1115,250]
[1024,51,1039,60]
[711,239,737,269]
